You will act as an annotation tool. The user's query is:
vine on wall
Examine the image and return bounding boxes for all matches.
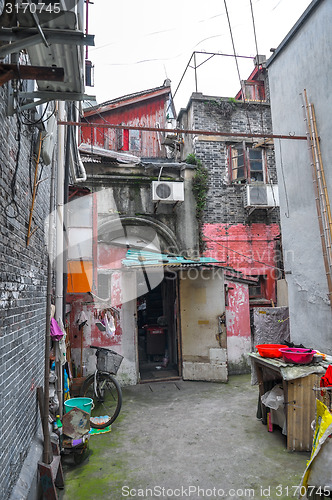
[186,154,209,253]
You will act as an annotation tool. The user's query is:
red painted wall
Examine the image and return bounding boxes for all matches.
[203,223,280,304]
[67,295,122,350]
[225,280,251,338]
[81,94,167,158]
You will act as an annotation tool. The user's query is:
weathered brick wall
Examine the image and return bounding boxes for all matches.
[0,85,50,499]
[179,94,279,225]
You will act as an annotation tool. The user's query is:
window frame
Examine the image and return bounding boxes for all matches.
[228,143,266,184]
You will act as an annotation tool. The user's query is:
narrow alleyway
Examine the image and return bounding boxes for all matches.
[61,375,308,500]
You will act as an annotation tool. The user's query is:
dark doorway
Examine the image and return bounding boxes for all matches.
[137,273,179,381]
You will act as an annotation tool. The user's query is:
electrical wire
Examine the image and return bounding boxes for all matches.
[4,114,22,219]
[249,0,265,134]
[278,139,290,218]
[223,0,252,135]
[204,233,283,271]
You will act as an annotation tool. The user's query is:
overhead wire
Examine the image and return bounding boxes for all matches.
[223,0,252,135]
[204,234,283,272]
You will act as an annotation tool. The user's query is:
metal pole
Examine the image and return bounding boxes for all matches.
[42,143,56,465]
[58,120,308,142]
[55,101,65,413]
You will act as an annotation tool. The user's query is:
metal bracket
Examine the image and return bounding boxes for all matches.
[0,28,94,57]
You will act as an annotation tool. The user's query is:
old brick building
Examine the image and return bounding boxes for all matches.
[178,63,281,371]
[0,0,92,497]
[0,83,51,499]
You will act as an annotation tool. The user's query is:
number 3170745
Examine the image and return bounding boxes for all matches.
[5,3,61,14]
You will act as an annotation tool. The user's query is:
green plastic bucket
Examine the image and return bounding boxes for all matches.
[64,397,94,414]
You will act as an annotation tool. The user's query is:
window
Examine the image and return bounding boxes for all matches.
[116,128,140,152]
[249,276,266,300]
[231,143,246,181]
[242,81,265,101]
[228,143,265,183]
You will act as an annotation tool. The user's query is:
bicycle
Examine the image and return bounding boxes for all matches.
[80,346,123,429]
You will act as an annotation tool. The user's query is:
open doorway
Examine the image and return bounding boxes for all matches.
[137,273,179,381]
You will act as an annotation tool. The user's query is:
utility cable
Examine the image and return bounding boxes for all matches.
[249,0,265,134]
[223,0,252,135]
[4,114,22,219]
[204,233,283,271]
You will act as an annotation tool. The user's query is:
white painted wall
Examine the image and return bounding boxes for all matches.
[267,0,332,352]
[180,268,227,381]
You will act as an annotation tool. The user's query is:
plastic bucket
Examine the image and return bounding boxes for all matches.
[64,397,94,414]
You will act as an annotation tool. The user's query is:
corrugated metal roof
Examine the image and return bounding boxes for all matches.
[122,249,226,269]
[88,85,170,111]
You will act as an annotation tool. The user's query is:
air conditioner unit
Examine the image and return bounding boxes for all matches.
[152,181,184,203]
[244,184,279,208]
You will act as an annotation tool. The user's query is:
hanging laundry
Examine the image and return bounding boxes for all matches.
[320,365,332,388]
[50,318,65,341]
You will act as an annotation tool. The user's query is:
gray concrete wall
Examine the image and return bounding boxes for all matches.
[84,161,199,256]
[267,0,332,352]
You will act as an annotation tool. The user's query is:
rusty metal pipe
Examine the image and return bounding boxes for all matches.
[58,120,308,141]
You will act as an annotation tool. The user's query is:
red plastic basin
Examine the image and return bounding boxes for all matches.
[279,347,316,364]
[255,344,288,358]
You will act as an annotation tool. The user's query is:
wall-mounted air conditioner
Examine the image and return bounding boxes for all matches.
[152,181,184,203]
[244,184,279,208]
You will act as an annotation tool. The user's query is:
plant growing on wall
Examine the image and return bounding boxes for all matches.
[186,154,209,253]
[205,98,236,119]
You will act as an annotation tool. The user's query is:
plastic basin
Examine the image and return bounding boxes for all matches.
[64,397,94,414]
[255,344,288,358]
[279,347,316,364]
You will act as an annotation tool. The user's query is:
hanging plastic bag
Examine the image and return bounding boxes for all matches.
[261,385,284,410]
[105,312,115,338]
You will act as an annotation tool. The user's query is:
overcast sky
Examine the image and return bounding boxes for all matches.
[87,0,312,111]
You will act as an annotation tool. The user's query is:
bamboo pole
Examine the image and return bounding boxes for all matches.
[310,103,332,260]
[303,90,332,303]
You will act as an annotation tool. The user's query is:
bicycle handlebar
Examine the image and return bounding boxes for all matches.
[89,345,119,355]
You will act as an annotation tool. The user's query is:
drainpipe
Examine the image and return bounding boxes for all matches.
[42,147,56,465]
[55,100,65,414]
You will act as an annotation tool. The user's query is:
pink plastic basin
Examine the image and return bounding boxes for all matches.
[279,347,316,364]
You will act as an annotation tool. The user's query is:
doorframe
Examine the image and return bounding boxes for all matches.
[135,270,182,382]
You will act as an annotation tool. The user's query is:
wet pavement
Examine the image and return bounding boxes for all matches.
[60,375,309,500]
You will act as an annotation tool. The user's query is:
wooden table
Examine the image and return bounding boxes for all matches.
[250,353,327,451]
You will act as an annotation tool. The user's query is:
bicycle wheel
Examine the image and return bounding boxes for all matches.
[81,373,122,429]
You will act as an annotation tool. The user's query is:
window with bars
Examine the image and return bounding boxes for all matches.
[228,143,265,183]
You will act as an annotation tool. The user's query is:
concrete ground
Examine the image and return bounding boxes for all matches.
[60,375,309,500]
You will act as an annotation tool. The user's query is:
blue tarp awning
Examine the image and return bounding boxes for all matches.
[122,249,226,269]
